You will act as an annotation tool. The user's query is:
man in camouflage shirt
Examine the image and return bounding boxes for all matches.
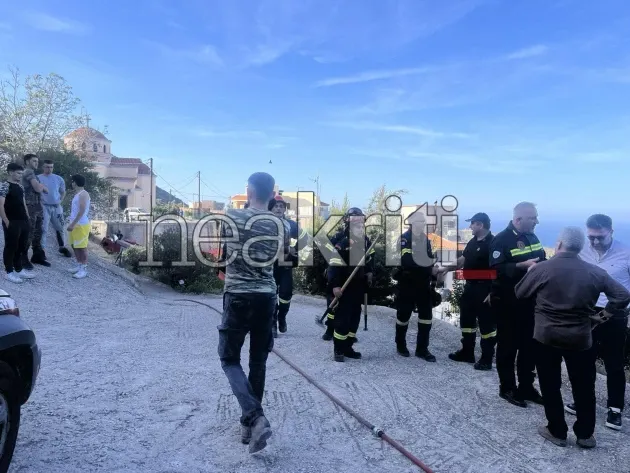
[22,154,50,268]
[217,172,289,454]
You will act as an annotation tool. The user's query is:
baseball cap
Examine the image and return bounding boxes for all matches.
[465,212,491,225]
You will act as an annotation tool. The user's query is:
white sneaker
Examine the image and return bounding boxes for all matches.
[5,272,23,283]
[68,265,81,273]
[73,268,88,279]
[17,269,36,279]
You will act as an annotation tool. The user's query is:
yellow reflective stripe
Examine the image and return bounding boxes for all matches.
[348,332,356,338]
[401,248,412,255]
[461,328,477,333]
[290,238,297,247]
[329,257,344,265]
[510,247,535,256]
[396,319,409,326]
[279,297,291,304]
[481,330,497,339]
[368,247,376,255]
[333,331,348,340]
[530,243,543,250]
[327,313,335,320]
[325,243,335,251]
[418,319,433,325]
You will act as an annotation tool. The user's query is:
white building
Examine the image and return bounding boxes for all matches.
[63,127,156,212]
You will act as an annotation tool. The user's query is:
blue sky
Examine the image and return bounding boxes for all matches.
[1,0,630,225]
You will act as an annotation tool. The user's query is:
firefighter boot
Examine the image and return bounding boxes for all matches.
[278,313,287,333]
[333,337,345,362]
[475,335,496,370]
[322,320,334,341]
[395,325,410,357]
[344,337,362,359]
[448,332,476,363]
[415,323,436,362]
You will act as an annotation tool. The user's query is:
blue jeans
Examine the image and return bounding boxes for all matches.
[218,292,276,426]
[41,204,66,249]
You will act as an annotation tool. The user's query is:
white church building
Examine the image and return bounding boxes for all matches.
[63,127,156,212]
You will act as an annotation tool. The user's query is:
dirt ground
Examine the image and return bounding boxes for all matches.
[4,237,630,473]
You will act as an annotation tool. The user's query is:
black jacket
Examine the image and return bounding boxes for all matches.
[489,221,546,300]
[327,232,375,292]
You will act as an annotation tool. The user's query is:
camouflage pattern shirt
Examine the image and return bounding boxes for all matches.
[21,168,41,206]
[222,207,290,294]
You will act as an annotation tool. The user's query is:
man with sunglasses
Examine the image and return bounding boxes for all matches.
[564,214,630,431]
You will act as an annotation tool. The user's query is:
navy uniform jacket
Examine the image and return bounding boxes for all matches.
[395,229,436,287]
[489,221,546,301]
[276,218,310,269]
[327,232,375,293]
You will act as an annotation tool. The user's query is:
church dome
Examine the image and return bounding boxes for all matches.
[65,127,110,141]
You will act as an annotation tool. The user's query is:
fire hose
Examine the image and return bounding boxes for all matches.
[175,298,436,473]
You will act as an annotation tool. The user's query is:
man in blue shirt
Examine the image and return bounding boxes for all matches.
[37,159,72,257]
[564,214,630,431]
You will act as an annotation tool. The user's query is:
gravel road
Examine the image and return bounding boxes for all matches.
[4,238,630,473]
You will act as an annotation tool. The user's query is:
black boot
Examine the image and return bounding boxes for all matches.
[322,324,334,341]
[31,249,51,267]
[449,331,476,362]
[395,324,410,357]
[344,338,362,359]
[333,337,345,362]
[21,255,34,270]
[476,334,496,370]
[278,314,287,333]
[415,322,436,362]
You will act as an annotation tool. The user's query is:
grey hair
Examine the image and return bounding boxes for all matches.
[558,226,585,252]
[513,201,536,218]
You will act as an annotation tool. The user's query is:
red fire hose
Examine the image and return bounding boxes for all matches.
[177,298,436,473]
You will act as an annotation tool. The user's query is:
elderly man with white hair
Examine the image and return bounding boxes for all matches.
[489,202,547,408]
[515,226,630,449]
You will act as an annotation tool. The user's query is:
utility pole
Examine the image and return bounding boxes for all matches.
[197,171,201,219]
[149,158,154,216]
[310,173,321,216]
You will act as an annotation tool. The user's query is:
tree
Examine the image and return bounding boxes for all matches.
[0,66,83,164]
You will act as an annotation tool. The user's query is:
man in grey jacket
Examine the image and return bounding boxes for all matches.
[515,226,630,449]
[38,159,72,257]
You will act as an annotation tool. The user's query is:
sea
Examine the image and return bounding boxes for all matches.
[460,218,630,247]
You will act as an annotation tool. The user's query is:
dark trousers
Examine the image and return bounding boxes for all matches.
[217,292,276,427]
[459,282,496,360]
[333,288,363,350]
[2,220,30,273]
[395,285,433,353]
[593,314,628,410]
[26,204,45,258]
[273,266,293,326]
[535,340,596,439]
[494,297,536,393]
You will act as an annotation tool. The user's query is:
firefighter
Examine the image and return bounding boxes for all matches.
[322,208,374,342]
[394,211,446,361]
[327,209,373,361]
[489,201,546,408]
[268,195,310,337]
[447,212,496,370]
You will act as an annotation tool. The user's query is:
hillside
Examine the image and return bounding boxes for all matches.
[156,185,185,205]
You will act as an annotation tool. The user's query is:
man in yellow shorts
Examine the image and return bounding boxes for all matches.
[66,174,91,279]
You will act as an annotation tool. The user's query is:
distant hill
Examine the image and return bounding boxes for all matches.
[156,186,185,205]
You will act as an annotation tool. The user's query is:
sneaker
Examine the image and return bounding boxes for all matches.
[564,403,576,416]
[59,247,72,257]
[16,269,36,279]
[241,425,252,444]
[538,425,567,447]
[605,408,622,431]
[5,272,23,283]
[576,436,596,448]
[68,264,81,273]
[73,268,88,279]
[448,349,475,363]
[248,416,272,454]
